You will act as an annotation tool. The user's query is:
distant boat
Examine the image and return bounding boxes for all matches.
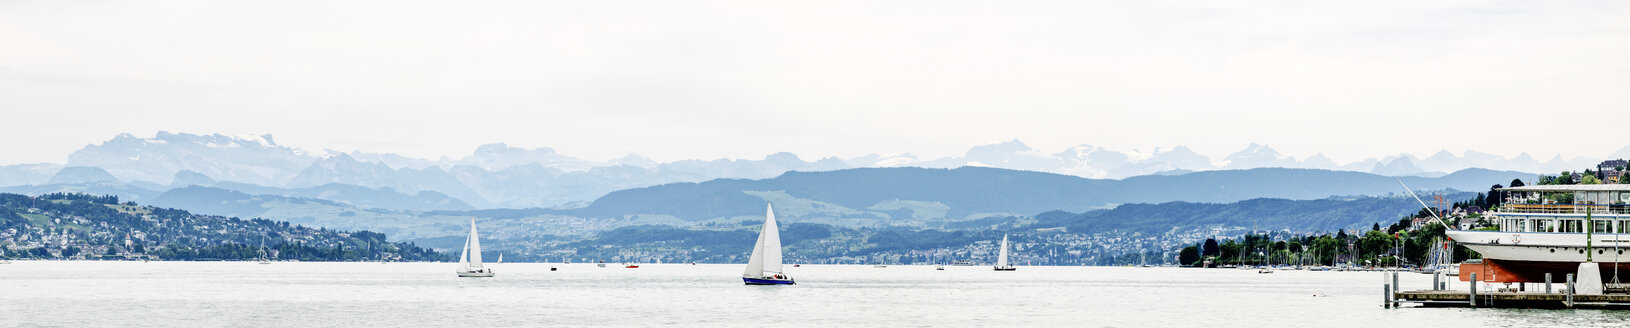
[456,219,494,277]
[257,240,271,265]
[994,234,1016,271]
[497,253,503,264]
[936,265,945,271]
[598,260,607,268]
[743,204,794,285]
[952,260,975,266]
[625,264,640,269]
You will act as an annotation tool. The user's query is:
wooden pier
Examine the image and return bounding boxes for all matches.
[1387,271,1630,309]
[1395,290,1630,309]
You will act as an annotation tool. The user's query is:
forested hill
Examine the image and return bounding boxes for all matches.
[0,192,447,261]
[539,166,1524,222]
[1027,193,1476,235]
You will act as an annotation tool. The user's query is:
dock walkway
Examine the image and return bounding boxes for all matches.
[1396,290,1630,308]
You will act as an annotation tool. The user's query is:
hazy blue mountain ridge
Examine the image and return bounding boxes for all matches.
[11,131,1597,212]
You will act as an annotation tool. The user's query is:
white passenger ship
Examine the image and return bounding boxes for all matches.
[1446,184,1630,282]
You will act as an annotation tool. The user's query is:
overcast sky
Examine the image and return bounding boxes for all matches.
[2,1,1627,165]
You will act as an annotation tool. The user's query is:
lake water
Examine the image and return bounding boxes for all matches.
[4,261,1630,327]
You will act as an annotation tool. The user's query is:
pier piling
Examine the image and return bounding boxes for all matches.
[1546,273,1553,294]
[1567,274,1575,308]
[1384,284,1392,309]
[1432,272,1440,291]
[1469,273,1477,308]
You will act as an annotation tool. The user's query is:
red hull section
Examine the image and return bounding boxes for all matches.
[1460,259,1630,283]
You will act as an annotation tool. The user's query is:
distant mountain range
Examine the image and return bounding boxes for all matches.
[0,132,1600,210]
[520,166,1527,226]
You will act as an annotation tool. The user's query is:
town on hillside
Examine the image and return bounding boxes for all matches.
[0,193,445,262]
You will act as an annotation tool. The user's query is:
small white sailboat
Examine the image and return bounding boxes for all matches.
[257,240,272,264]
[743,204,794,285]
[497,253,504,264]
[994,234,1016,271]
[456,219,494,277]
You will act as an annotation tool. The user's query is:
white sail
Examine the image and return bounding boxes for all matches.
[459,235,470,266]
[744,204,783,277]
[466,219,484,269]
[996,234,1010,268]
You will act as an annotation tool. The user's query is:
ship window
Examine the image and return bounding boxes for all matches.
[1559,220,1581,233]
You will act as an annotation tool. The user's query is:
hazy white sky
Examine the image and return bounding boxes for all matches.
[2,0,1627,165]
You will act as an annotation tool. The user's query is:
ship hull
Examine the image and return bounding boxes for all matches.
[1447,230,1630,283]
[1461,259,1630,283]
[743,277,795,285]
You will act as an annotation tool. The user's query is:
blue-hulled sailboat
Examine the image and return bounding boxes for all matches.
[743,204,794,285]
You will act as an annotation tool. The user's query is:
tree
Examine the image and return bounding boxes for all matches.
[1584,175,1603,185]
[1202,238,1219,257]
[1373,223,1381,232]
[1179,246,1201,266]
[1510,178,1526,187]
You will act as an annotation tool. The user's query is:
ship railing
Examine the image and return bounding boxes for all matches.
[1498,204,1630,215]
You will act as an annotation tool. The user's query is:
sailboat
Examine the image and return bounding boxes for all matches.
[257,240,271,264]
[743,204,794,285]
[456,219,494,277]
[497,253,504,264]
[994,234,1016,271]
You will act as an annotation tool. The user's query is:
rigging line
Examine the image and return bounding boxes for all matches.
[1396,178,1452,230]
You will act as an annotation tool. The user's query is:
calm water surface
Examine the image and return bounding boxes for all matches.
[4,261,1630,327]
